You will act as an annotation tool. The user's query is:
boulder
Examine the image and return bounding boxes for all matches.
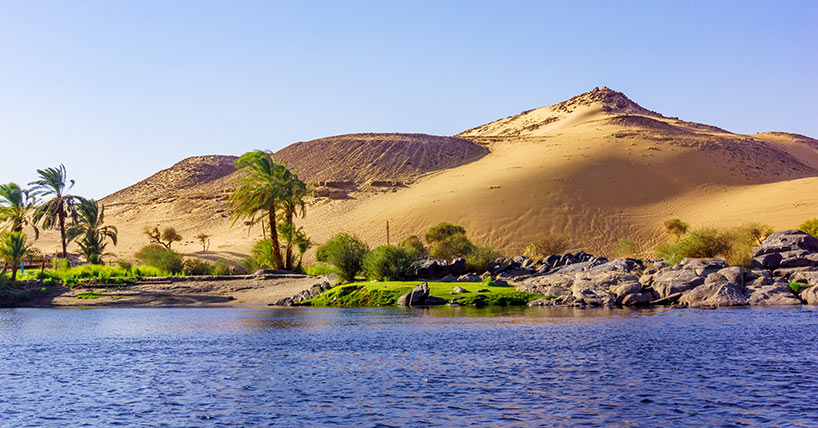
[717,267,745,288]
[678,281,747,307]
[754,230,818,257]
[439,274,457,283]
[751,252,782,270]
[621,292,654,306]
[790,270,818,287]
[571,275,616,306]
[423,296,448,306]
[650,258,728,299]
[800,286,818,305]
[396,282,429,306]
[449,258,467,276]
[452,286,468,294]
[457,273,481,282]
[517,284,571,298]
[496,267,534,280]
[746,280,802,305]
[528,297,558,306]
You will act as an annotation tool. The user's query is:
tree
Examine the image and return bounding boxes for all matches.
[0,232,32,282]
[663,218,689,240]
[144,226,182,250]
[316,233,369,282]
[0,183,39,237]
[293,226,312,269]
[227,150,292,270]
[276,170,308,270]
[425,222,466,244]
[29,165,77,258]
[195,232,211,252]
[66,198,118,264]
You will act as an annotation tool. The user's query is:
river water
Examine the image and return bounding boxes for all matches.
[0,306,816,427]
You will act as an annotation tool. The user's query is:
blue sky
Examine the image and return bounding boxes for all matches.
[1,0,816,198]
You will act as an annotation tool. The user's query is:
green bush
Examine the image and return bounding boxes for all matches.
[316,233,369,282]
[429,232,475,259]
[362,245,421,281]
[526,234,571,258]
[52,258,70,271]
[425,223,466,244]
[466,245,500,272]
[240,257,260,273]
[400,235,426,255]
[213,260,232,276]
[790,282,808,293]
[656,228,732,265]
[135,245,183,274]
[116,259,133,270]
[131,265,165,277]
[183,258,215,276]
[305,264,337,276]
[800,219,818,238]
[251,239,278,269]
[614,238,640,258]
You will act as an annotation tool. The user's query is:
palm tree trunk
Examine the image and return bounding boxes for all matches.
[268,207,284,269]
[285,211,294,270]
[59,204,67,259]
[11,264,17,282]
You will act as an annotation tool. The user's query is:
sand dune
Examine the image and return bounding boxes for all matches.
[31,87,818,261]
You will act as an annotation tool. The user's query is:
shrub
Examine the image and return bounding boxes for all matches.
[425,223,466,244]
[362,245,421,281]
[240,257,260,274]
[183,258,215,276]
[429,232,475,259]
[400,235,426,255]
[135,245,184,274]
[316,233,369,282]
[739,223,773,246]
[116,259,133,270]
[131,265,164,277]
[305,264,337,276]
[655,228,732,265]
[790,282,808,293]
[251,239,279,269]
[52,257,70,271]
[527,234,571,258]
[614,238,640,258]
[466,245,500,273]
[800,219,818,238]
[213,260,232,276]
[663,218,689,239]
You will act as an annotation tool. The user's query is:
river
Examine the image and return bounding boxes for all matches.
[1,306,816,427]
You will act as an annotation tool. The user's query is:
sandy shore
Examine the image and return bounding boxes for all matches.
[5,275,335,308]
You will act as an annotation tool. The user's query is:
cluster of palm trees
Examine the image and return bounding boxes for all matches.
[0,165,118,281]
[228,150,311,271]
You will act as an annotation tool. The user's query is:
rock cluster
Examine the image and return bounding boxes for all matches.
[517,230,816,308]
[396,282,447,306]
[272,280,334,306]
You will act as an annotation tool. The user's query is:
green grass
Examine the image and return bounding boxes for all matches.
[76,292,102,300]
[15,264,168,287]
[790,282,809,293]
[304,264,337,276]
[306,281,541,307]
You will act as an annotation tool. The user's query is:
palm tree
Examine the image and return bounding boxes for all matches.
[0,183,39,237]
[30,165,77,258]
[277,173,308,270]
[293,226,312,270]
[66,198,118,264]
[0,232,32,282]
[228,150,291,269]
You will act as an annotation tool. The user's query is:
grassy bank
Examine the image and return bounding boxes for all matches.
[1,264,167,287]
[305,281,541,307]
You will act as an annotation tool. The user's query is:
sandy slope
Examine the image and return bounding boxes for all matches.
[30,87,818,261]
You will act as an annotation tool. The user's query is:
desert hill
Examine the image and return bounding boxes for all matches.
[33,87,818,262]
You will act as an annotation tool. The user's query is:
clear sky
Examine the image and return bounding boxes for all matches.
[1,0,816,198]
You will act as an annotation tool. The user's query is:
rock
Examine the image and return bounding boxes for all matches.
[449,258,467,276]
[651,292,683,305]
[492,279,510,287]
[448,301,463,307]
[571,274,616,306]
[517,284,571,298]
[718,267,745,288]
[396,282,430,306]
[422,296,448,306]
[800,286,818,304]
[754,230,818,257]
[457,273,481,282]
[790,270,818,286]
[496,267,534,280]
[650,258,727,299]
[746,280,802,305]
[621,292,654,306]
[527,297,558,306]
[480,271,492,280]
[476,289,489,293]
[751,253,782,270]
[254,269,277,276]
[439,274,457,283]
[679,281,748,307]
[512,255,527,266]
[543,255,560,269]
[414,259,441,279]
[328,188,346,199]
[452,286,468,294]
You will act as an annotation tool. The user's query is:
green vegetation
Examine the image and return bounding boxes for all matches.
[525,233,571,258]
[789,282,809,293]
[228,150,310,271]
[304,264,337,276]
[663,218,689,240]
[195,232,211,252]
[466,245,500,272]
[362,245,421,281]
[182,258,232,276]
[306,281,540,307]
[76,292,101,300]
[66,198,118,264]
[0,182,39,237]
[135,244,184,274]
[316,233,369,282]
[425,223,474,259]
[0,232,33,281]
[399,235,426,255]
[654,222,773,266]
[144,226,183,250]
[30,164,78,258]
[614,238,640,258]
[799,219,818,238]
